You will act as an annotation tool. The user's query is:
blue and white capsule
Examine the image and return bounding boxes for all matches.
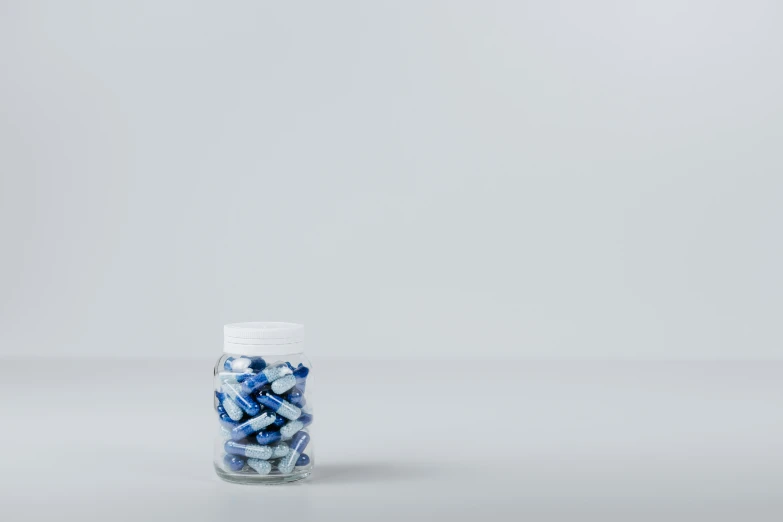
[241,363,294,395]
[223,454,245,472]
[218,426,233,441]
[247,458,272,475]
[294,364,310,393]
[277,431,311,474]
[224,440,275,460]
[222,381,261,416]
[230,412,277,441]
[271,374,296,394]
[216,405,239,430]
[255,429,282,446]
[224,356,251,372]
[225,356,266,371]
[272,442,290,458]
[215,391,243,421]
[279,413,313,440]
[287,387,306,408]
[256,392,301,421]
[247,357,267,371]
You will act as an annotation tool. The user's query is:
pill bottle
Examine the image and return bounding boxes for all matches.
[214,322,314,484]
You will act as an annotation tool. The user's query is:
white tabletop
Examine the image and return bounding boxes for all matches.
[2,358,782,521]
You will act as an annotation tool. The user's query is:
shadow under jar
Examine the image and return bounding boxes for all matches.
[214,322,314,484]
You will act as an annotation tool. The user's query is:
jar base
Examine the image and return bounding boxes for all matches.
[214,465,311,485]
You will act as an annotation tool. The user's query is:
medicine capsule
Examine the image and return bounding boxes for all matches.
[218,371,252,385]
[215,391,243,421]
[291,364,309,394]
[256,392,301,420]
[223,454,245,472]
[286,387,306,408]
[216,405,239,430]
[247,357,267,371]
[241,363,293,395]
[277,431,311,474]
[231,412,277,441]
[272,414,286,428]
[255,429,282,446]
[296,453,310,467]
[272,442,290,458]
[222,381,261,416]
[235,372,257,383]
[271,374,296,394]
[224,440,275,460]
[279,413,313,440]
[247,458,272,475]
[225,356,253,372]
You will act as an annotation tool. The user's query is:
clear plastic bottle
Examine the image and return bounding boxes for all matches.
[213,322,313,484]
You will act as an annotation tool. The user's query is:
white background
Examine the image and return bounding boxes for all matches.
[2,1,782,360]
[2,3,783,520]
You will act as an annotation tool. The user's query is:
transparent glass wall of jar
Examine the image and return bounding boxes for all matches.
[213,323,313,484]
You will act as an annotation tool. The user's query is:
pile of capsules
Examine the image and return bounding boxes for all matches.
[215,355,312,475]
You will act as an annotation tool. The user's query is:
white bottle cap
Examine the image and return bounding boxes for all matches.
[224,322,304,356]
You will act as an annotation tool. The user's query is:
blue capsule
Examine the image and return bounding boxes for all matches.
[224,440,275,460]
[230,412,277,441]
[256,392,301,420]
[223,454,245,471]
[222,381,261,416]
[255,429,282,445]
[241,363,293,395]
[286,387,306,408]
[277,431,311,473]
[272,414,286,428]
[280,413,313,440]
[296,453,310,467]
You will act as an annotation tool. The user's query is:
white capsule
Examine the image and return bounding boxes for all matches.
[277,453,298,474]
[272,443,290,458]
[243,444,274,460]
[263,363,293,382]
[271,374,296,394]
[247,458,272,475]
[280,413,313,440]
[222,397,243,421]
[231,357,253,372]
[280,420,303,440]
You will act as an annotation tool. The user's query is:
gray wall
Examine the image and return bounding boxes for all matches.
[1,1,782,359]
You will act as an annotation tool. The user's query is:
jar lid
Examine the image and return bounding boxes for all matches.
[224,322,304,356]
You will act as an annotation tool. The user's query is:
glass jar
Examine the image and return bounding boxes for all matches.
[213,322,313,484]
